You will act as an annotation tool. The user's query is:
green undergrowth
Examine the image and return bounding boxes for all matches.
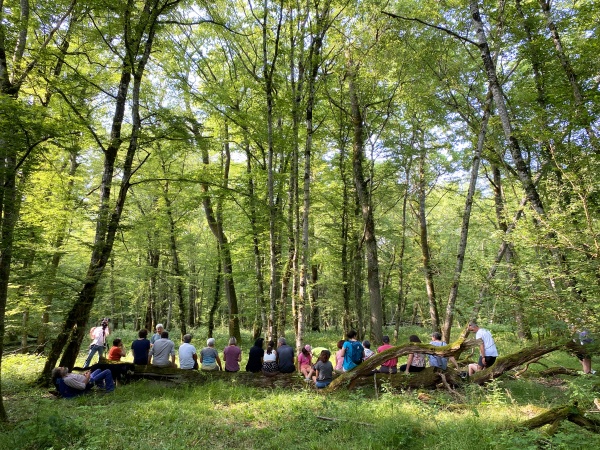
[2,327,600,449]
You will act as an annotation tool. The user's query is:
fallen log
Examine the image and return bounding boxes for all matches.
[470,340,567,384]
[518,403,600,434]
[327,338,480,391]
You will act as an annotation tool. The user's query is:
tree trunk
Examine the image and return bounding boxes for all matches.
[442,91,491,342]
[38,0,174,384]
[208,261,222,339]
[347,59,383,343]
[415,135,440,331]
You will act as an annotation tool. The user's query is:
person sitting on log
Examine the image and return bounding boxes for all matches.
[200,338,222,371]
[298,345,313,379]
[376,335,398,374]
[334,340,345,373]
[245,338,264,373]
[467,321,498,376]
[340,330,364,372]
[428,332,459,370]
[223,337,242,372]
[131,329,150,365]
[311,350,334,389]
[52,366,115,396]
[108,338,126,362]
[362,340,374,360]
[276,337,295,374]
[262,340,279,377]
[179,334,198,370]
[400,335,426,374]
[148,331,176,368]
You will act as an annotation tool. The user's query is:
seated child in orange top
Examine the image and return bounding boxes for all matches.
[108,338,126,361]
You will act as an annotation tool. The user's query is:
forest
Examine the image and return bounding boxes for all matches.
[0,0,599,446]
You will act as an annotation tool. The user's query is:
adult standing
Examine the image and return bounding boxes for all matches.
[131,329,151,365]
[276,337,295,374]
[179,334,198,370]
[467,322,499,376]
[148,331,176,367]
[245,338,264,373]
[223,337,242,372]
[340,330,364,372]
[377,335,398,374]
[150,324,164,346]
[83,318,110,368]
[574,328,595,374]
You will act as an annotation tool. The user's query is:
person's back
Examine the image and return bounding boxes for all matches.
[223,338,242,372]
[428,333,448,369]
[277,338,295,373]
[150,332,175,367]
[131,329,151,365]
[179,336,197,370]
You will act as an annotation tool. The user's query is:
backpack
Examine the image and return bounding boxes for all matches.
[350,341,364,365]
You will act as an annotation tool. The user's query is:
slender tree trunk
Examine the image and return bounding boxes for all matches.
[347,60,383,343]
[442,91,491,342]
[38,0,174,384]
[415,135,440,331]
[394,162,411,339]
[208,261,222,339]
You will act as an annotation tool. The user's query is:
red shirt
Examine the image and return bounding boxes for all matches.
[377,344,397,367]
[108,346,123,361]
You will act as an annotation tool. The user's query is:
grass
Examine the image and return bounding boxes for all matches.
[1,326,600,450]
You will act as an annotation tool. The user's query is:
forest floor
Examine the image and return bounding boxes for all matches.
[1,326,599,450]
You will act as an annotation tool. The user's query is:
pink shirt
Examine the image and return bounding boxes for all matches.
[377,343,398,367]
[335,349,344,370]
[298,352,311,367]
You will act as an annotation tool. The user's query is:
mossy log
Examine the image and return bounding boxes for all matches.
[518,403,600,434]
[469,340,567,385]
[130,365,311,389]
[327,338,480,391]
[348,367,464,390]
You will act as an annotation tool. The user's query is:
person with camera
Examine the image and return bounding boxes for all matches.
[83,318,110,368]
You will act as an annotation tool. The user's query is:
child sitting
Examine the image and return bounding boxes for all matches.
[335,340,344,372]
[311,350,334,389]
[298,344,313,379]
[363,340,374,360]
[108,338,126,361]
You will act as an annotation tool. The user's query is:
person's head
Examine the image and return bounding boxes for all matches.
[278,337,286,347]
[346,330,357,340]
[138,329,148,339]
[112,338,122,347]
[266,340,275,354]
[431,332,442,341]
[254,337,265,348]
[51,366,68,379]
[156,324,164,333]
[302,344,312,357]
[183,334,192,343]
[382,335,390,344]
[319,349,331,362]
[408,335,422,343]
[467,322,479,333]
[362,340,371,349]
[229,337,237,346]
[207,338,215,347]
[337,339,344,349]
[161,331,169,339]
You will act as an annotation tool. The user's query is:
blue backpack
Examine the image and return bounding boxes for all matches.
[350,341,364,365]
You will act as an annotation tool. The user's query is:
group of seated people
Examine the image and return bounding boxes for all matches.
[52,326,468,397]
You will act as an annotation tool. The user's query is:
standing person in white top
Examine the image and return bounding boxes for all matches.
[83,318,110,368]
[178,334,198,370]
[467,321,499,376]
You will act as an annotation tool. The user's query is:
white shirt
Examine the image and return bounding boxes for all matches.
[476,328,498,357]
[263,351,277,362]
[178,343,197,369]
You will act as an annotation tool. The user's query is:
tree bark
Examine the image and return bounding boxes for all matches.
[347,59,383,343]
